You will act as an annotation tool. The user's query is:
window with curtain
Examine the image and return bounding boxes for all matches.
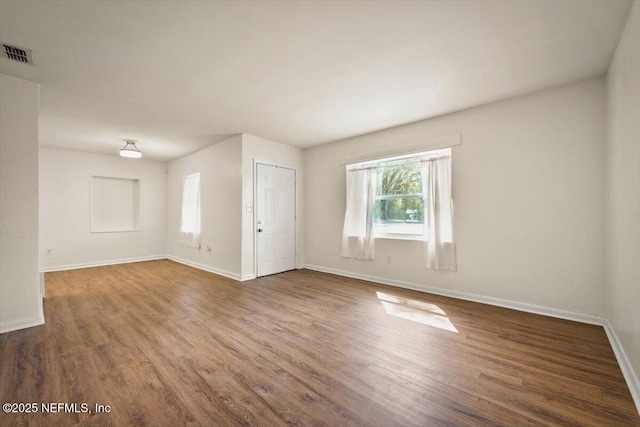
[341,148,456,270]
[374,157,424,239]
[180,173,201,248]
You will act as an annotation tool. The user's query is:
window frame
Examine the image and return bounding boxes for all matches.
[90,175,142,233]
[180,172,201,234]
[348,148,451,241]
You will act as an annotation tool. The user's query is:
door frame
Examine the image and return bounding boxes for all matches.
[253,159,297,277]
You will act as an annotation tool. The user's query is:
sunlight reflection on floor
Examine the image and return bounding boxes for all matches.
[376,292,458,333]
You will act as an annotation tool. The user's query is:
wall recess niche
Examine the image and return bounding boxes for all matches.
[90,176,141,233]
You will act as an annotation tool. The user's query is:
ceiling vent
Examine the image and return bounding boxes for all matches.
[1,43,34,65]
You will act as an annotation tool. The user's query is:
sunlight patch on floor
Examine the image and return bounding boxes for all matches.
[376,292,458,333]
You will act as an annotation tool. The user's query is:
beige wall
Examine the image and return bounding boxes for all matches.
[305,78,606,316]
[0,74,43,333]
[165,132,306,281]
[39,147,167,271]
[606,0,640,406]
[166,135,243,279]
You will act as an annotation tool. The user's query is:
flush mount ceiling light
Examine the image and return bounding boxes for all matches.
[119,140,142,158]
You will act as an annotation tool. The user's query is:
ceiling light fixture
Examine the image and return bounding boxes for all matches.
[119,140,142,158]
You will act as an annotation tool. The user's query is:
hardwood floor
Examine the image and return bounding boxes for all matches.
[0,260,638,426]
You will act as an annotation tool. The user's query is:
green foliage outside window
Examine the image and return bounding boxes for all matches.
[374,161,424,224]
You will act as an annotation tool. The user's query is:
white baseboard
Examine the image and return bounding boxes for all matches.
[603,320,640,414]
[0,315,45,334]
[304,264,605,325]
[40,255,168,273]
[40,254,243,282]
[167,255,241,281]
[304,263,640,415]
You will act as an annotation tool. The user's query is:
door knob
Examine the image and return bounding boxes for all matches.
[257,228,263,232]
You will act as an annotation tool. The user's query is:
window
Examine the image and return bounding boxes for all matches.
[342,146,456,270]
[374,157,424,238]
[350,148,450,240]
[180,173,201,248]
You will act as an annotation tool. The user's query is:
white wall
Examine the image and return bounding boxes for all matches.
[39,147,167,271]
[606,0,640,407]
[241,134,304,280]
[0,74,43,333]
[166,135,243,279]
[305,78,605,316]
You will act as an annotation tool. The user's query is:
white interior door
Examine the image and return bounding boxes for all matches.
[256,163,296,277]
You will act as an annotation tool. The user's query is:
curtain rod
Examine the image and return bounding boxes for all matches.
[348,155,451,171]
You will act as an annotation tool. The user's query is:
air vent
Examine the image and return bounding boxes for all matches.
[1,43,34,65]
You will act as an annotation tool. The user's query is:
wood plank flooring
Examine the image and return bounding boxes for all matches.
[0,259,638,426]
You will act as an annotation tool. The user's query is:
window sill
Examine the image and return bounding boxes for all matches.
[90,229,142,234]
[374,234,422,242]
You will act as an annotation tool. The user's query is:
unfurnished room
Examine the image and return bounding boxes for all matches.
[0,1,639,426]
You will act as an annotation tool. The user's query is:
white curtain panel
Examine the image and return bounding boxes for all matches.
[422,156,457,271]
[180,173,201,249]
[340,168,377,260]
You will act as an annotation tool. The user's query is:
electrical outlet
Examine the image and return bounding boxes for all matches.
[45,248,53,256]
[386,255,392,264]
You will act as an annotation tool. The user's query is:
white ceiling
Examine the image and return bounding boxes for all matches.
[0,1,633,161]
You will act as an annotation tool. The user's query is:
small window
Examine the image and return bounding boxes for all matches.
[350,148,450,240]
[375,158,424,238]
[180,173,201,248]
